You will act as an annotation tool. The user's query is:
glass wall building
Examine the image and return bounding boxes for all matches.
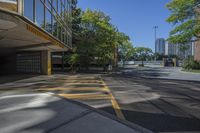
[155,38,165,55]
[0,0,72,48]
[0,0,72,75]
[23,0,72,48]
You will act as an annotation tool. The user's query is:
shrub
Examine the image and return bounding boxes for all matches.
[182,56,200,70]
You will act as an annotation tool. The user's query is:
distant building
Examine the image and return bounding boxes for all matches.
[166,42,177,56]
[165,42,194,59]
[155,38,165,54]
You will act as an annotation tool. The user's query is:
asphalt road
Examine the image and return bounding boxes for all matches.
[102,67,200,132]
[0,67,200,133]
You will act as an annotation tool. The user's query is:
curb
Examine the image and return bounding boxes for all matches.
[54,94,154,133]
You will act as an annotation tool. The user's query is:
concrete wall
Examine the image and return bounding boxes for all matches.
[194,41,200,61]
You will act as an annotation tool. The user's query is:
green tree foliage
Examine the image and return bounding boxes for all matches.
[67,6,133,71]
[118,33,135,66]
[135,47,152,66]
[153,53,167,60]
[72,0,82,45]
[179,45,190,58]
[182,56,200,70]
[166,0,200,44]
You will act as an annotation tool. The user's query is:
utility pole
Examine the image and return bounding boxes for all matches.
[153,26,158,53]
[153,26,158,61]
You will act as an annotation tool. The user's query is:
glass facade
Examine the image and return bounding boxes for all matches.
[0,0,72,48]
[21,0,72,48]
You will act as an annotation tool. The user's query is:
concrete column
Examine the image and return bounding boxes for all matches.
[163,58,167,67]
[173,58,177,67]
[41,50,52,75]
[17,0,24,15]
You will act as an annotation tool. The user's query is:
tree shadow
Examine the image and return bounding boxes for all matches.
[102,73,200,132]
[1,95,149,133]
[0,74,39,84]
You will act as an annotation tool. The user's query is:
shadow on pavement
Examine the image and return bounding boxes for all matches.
[121,67,170,78]
[121,109,200,133]
[0,94,150,133]
[0,74,39,84]
[103,73,200,132]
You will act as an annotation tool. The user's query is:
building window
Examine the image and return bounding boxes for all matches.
[45,4,52,33]
[22,0,72,48]
[24,0,34,21]
[36,0,45,28]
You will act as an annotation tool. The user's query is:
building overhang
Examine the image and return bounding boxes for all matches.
[0,8,70,52]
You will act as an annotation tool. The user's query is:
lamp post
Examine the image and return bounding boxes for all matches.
[153,26,158,52]
[153,26,158,61]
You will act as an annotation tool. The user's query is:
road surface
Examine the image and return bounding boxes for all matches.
[0,67,200,132]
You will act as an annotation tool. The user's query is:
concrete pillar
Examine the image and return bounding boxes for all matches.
[173,58,177,67]
[41,50,52,75]
[17,0,24,15]
[163,58,167,67]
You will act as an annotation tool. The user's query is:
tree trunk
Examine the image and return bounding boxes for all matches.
[194,41,200,61]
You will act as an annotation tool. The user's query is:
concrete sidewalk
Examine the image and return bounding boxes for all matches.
[0,92,153,133]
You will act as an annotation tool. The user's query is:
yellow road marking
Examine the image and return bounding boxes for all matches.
[58,93,110,100]
[100,79,126,120]
[55,79,100,81]
[1,76,125,120]
[37,87,107,92]
[54,78,98,80]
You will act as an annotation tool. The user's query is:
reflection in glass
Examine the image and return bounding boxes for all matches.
[22,0,72,47]
[36,0,44,28]
[24,0,34,21]
[45,9,52,33]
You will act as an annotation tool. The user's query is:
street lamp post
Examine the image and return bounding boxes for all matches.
[153,26,158,52]
[153,26,158,61]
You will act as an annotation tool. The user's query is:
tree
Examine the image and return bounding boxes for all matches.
[135,47,152,66]
[179,44,190,59]
[72,0,82,45]
[166,0,200,44]
[66,1,134,71]
[66,7,132,71]
[79,9,116,70]
[154,52,165,60]
[118,38,135,66]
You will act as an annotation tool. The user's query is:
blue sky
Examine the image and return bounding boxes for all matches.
[77,0,172,51]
